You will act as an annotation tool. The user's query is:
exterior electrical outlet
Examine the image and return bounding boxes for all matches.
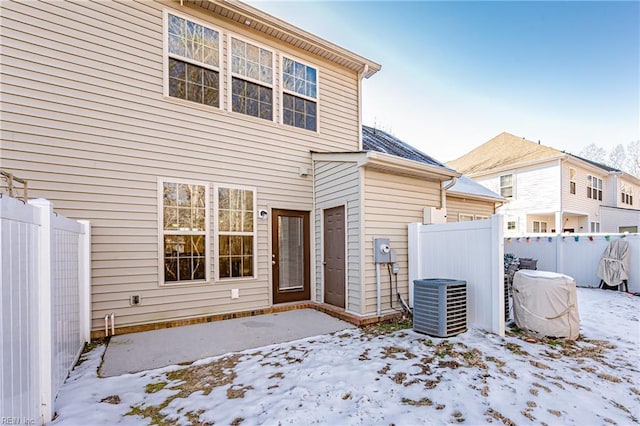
[374,238,391,263]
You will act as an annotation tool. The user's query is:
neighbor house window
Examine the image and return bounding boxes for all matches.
[230,37,273,120]
[587,175,602,201]
[216,186,256,279]
[507,220,516,230]
[569,168,576,194]
[533,221,547,233]
[475,215,489,220]
[166,13,220,107]
[590,221,600,233]
[500,174,513,198]
[621,184,633,205]
[459,213,474,221]
[282,57,317,131]
[160,180,209,284]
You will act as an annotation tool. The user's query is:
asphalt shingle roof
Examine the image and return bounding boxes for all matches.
[362,125,453,170]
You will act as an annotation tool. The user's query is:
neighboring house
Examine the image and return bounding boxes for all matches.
[0,0,501,334]
[448,132,640,235]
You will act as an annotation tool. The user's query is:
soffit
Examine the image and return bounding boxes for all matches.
[186,0,381,78]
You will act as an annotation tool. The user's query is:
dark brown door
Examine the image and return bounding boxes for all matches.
[272,209,310,304]
[323,206,345,308]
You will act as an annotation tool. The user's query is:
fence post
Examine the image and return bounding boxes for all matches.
[490,214,505,336]
[78,220,91,343]
[407,222,421,308]
[28,198,53,424]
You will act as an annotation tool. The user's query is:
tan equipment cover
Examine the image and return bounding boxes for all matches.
[513,270,580,340]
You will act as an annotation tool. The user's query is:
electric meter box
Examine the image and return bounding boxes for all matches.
[374,238,391,264]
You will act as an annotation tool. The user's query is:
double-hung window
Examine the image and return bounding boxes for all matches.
[569,168,576,194]
[282,57,318,131]
[216,187,256,279]
[160,180,209,284]
[230,37,273,120]
[533,221,547,233]
[166,13,220,107]
[621,184,633,205]
[587,175,602,201]
[500,174,513,198]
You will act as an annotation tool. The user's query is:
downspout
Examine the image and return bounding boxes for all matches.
[441,177,457,210]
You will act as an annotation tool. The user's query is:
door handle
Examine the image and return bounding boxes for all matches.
[323,261,327,265]
[272,260,276,265]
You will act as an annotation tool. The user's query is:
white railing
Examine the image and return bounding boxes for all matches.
[408,215,505,336]
[504,233,639,293]
[0,196,90,425]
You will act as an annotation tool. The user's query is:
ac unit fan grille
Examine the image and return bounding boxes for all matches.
[413,279,467,337]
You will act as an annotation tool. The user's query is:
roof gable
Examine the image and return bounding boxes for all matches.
[447,132,562,175]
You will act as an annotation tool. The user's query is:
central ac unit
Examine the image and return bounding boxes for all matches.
[413,279,467,337]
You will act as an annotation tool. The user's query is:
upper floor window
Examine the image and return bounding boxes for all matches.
[533,220,547,233]
[569,168,576,194]
[167,13,220,107]
[587,175,602,201]
[216,186,256,279]
[160,180,209,284]
[230,37,273,121]
[282,57,318,131]
[621,184,633,205]
[500,174,513,198]
[507,220,516,231]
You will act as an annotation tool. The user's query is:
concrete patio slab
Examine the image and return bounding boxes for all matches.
[100,309,355,377]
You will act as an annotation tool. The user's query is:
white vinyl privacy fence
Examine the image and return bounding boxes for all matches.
[1,197,91,425]
[408,215,505,336]
[505,233,639,293]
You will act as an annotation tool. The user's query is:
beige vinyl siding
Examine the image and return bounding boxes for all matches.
[313,161,361,313]
[362,169,440,315]
[446,196,495,222]
[0,0,361,330]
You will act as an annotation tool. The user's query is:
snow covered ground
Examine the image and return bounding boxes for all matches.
[51,288,639,425]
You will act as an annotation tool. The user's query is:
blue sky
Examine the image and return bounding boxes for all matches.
[250,0,639,162]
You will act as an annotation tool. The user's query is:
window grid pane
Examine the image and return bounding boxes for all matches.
[218,187,255,279]
[162,181,208,284]
[231,77,272,120]
[283,57,317,99]
[231,38,272,85]
[168,14,219,67]
[283,93,316,131]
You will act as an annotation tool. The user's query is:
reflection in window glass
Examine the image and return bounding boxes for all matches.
[167,13,220,107]
[218,187,255,279]
[282,57,317,131]
[161,181,208,283]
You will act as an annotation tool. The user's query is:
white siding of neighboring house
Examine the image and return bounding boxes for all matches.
[362,169,440,315]
[477,161,560,233]
[600,206,640,233]
[0,0,362,331]
[313,161,362,314]
[562,162,612,223]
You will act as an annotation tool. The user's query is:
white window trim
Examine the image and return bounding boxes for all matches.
[532,220,547,233]
[214,184,258,282]
[500,173,514,198]
[157,177,211,286]
[569,167,576,194]
[162,9,223,110]
[227,33,275,122]
[587,175,603,200]
[459,213,474,221]
[280,54,320,133]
